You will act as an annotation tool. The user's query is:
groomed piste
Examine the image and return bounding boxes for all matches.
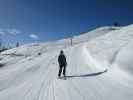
[0,25,133,100]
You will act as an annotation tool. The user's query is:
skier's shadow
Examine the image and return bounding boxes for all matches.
[0,63,5,68]
[66,69,108,78]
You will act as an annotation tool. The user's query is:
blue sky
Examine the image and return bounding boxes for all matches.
[0,0,133,47]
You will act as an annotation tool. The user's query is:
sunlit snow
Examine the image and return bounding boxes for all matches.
[0,25,133,100]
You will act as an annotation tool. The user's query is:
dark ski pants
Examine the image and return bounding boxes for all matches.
[58,65,66,77]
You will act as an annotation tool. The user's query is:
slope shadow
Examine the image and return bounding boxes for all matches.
[66,69,108,78]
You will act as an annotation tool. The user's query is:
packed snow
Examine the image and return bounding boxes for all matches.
[0,25,133,100]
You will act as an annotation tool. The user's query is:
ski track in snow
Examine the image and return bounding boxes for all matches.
[0,25,133,100]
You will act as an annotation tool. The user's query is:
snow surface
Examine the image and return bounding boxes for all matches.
[0,25,133,100]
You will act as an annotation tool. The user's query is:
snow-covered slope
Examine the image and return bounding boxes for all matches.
[0,25,133,100]
[1,26,119,56]
[45,26,121,47]
[73,26,121,43]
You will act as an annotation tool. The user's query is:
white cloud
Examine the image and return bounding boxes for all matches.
[7,29,21,35]
[0,29,5,35]
[0,28,21,35]
[29,34,39,40]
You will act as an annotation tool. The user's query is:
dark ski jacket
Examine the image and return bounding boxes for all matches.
[58,54,67,66]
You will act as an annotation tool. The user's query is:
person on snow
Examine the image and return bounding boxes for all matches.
[58,50,67,78]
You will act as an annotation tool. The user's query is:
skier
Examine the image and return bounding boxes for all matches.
[58,50,67,79]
